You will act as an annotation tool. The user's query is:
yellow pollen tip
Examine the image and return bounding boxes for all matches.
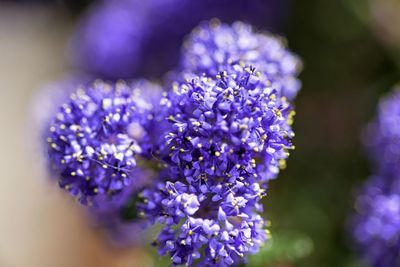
[279,159,287,169]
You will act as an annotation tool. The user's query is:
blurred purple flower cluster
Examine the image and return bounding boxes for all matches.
[44,1,301,264]
[352,88,400,267]
[69,0,289,79]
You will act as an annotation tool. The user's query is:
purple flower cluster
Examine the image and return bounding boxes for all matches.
[69,0,289,79]
[69,0,147,79]
[163,66,295,181]
[46,79,159,206]
[180,21,302,100]
[352,88,400,267]
[138,64,295,266]
[364,89,400,173]
[352,174,400,267]
[45,20,301,264]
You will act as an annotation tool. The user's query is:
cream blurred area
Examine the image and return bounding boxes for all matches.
[0,3,151,267]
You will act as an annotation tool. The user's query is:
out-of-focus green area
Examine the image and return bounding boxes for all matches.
[251,0,400,266]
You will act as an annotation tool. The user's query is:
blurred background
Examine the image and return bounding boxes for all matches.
[0,0,400,266]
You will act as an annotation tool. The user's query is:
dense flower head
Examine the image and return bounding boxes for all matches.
[139,179,269,267]
[138,65,294,266]
[161,64,295,181]
[352,175,400,267]
[181,21,302,100]
[364,87,400,172]
[46,79,159,205]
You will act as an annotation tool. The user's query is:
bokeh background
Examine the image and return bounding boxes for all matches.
[1,0,400,266]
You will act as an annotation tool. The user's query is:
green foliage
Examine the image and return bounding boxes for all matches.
[247,231,313,267]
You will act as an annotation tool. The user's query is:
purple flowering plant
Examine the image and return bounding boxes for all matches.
[351,87,400,267]
[138,64,295,266]
[46,79,160,206]
[352,175,400,267]
[181,21,302,100]
[45,21,301,266]
[69,0,289,79]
